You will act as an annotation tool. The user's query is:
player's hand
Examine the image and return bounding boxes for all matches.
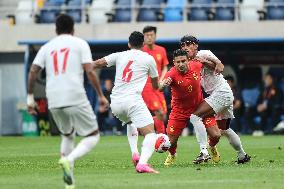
[27,94,38,115]
[214,62,224,75]
[163,77,172,87]
[98,96,109,112]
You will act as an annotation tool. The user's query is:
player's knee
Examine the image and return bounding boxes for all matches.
[154,110,164,120]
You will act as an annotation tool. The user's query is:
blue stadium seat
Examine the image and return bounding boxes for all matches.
[267,0,284,2]
[215,8,234,20]
[215,0,235,20]
[267,6,284,20]
[67,10,82,22]
[40,2,61,23]
[164,0,185,22]
[114,9,131,22]
[189,0,212,21]
[116,0,131,5]
[137,9,158,21]
[188,8,208,20]
[40,10,60,23]
[48,0,66,5]
[137,0,162,21]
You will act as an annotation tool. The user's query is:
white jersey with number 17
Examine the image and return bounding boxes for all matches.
[32,34,92,109]
[105,49,158,101]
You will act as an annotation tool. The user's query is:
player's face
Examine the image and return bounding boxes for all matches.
[174,55,189,73]
[144,31,156,46]
[180,41,198,59]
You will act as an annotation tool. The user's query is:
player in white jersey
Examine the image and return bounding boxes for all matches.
[27,14,109,189]
[92,31,160,173]
[180,35,251,164]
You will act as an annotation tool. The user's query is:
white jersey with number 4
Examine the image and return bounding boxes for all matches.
[105,49,158,101]
[33,34,92,109]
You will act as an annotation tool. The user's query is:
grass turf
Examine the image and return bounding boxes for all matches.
[0,135,283,189]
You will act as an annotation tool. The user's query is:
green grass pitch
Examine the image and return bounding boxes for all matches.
[0,135,283,189]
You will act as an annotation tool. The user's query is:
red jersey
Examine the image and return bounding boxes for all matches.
[165,60,203,120]
[142,44,169,88]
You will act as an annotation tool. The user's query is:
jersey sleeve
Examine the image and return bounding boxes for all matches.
[161,47,169,66]
[148,56,159,78]
[33,46,46,68]
[81,41,92,64]
[104,52,120,67]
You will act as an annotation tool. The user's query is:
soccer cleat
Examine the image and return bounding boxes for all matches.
[58,157,75,188]
[192,152,211,164]
[237,154,251,164]
[164,153,176,166]
[209,146,220,163]
[136,164,159,174]
[132,153,140,167]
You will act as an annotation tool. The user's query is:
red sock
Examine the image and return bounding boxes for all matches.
[153,116,165,134]
[168,145,177,155]
[208,137,220,147]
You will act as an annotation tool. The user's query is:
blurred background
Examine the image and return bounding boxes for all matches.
[1,0,284,137]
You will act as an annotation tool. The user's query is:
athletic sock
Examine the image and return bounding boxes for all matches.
[153,116,165,134]
[190,114,209,155]
[127,124,139,155]
[168,145,177,156]
[138,133,156,164]
[60,132,75,157]
[222,128,246,159]
[208,136,219,147]
[67,134,100,163]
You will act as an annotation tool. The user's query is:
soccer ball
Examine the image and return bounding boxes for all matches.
[155,133,171,153]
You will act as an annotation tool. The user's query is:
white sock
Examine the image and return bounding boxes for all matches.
[222,128,246,159]
[60,132,75,157]
[127,124,139,155]
[138,133,156,164]
[67,134,100,163]
[190,114,209,155]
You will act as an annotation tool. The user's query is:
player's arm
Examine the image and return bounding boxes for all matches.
[151,77,159,90]
[83,63,109,111]
[92,58,108,69]
[27,64,42,115]
[197,51,224,74]
[160,65,168,82]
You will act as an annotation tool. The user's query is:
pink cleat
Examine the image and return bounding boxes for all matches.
[132,153,140,167]
[136,164,159,174]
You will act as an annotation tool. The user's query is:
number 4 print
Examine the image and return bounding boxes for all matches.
[51,48,70,75]
[122,60,134,82]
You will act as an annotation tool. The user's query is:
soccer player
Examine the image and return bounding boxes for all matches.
[92,31,160,173]
[27,14,109,189]
[142,26,169,134]
[180,35,251,164]
[159,49,221,166]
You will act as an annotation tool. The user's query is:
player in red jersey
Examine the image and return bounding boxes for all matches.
[142,26,169,134]
[159,49,221,165]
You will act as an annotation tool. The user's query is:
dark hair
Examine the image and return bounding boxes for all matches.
[129,31,144,48]
[224,75,235,82]
[180,35,199,45]
[56,14,74,35]
[143,26,157,34]
[173,49,188,59]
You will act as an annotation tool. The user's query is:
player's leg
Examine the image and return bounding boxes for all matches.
[50,108,77,188]
[127,123,140,166]
[143,89,166,134]
[164,119,185,166]
[129,100,159,173]
[136,124,158,173]
[218,119,251,164]
[204,117,221,163]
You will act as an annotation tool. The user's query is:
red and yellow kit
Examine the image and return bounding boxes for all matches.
[142,45,169,113]
[165,60,216,136]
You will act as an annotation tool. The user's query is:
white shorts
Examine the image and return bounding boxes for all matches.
[110,97,154,128]
[50,103,98,136]
[205,86,235,120]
